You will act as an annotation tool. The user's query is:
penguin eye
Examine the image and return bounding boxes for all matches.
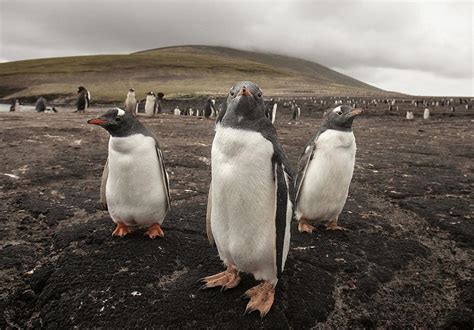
[116,117,122,122]
[336,111,343,116]
[229,90,235,97]
[257,92,262,98]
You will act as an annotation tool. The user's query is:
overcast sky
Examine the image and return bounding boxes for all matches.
[0,0,472,96]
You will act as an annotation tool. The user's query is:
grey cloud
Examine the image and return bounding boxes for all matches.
[0,0,472,96]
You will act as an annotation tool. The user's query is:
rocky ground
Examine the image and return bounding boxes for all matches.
[0,102,473,328]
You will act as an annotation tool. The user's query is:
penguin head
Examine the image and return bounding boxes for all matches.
[87,108,136,137]
[129,88,135,92]
[225,81,265,120]
[323,105,363,131]
[77,86,85,93]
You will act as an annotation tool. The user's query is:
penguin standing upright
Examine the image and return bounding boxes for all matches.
[202,81,293,317]
[144,91,157,117]
[271,102,278,124]
[295,105,362,233]
[35,97,47,112]
[204,97,216,118]
[87,108,170,238]
[125,88,137,116]
[76,86,90,112]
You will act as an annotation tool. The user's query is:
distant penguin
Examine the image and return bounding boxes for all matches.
[202,81,293,317]
[423,108,430,119]
[144,92,157,117]
[204,98,214,118]
[76,86,90,112]
[156,92,164,115]
[87,108,170,238]
[136,99,145,113]
[291,105,300,122]
[125,88,137,116]
[406,111,414,119]
[173,107,181,116]
[271,103,277,124]
[295,105,363,233]
[211,98,216,117]
[10,99,20,112]
[204,97,216,118]
[35,97,47,112]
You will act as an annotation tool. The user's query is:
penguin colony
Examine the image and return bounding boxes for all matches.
[88,81,361,317]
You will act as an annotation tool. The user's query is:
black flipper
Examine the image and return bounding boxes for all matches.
[100,157,109,210]
[295,141,316,203]
[273,154,290,278]
[156,146,171,212]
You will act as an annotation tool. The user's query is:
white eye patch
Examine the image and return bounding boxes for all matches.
[332,106,342,113]
[116,108,125,117]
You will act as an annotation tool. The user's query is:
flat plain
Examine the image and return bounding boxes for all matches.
[1,101,473,328]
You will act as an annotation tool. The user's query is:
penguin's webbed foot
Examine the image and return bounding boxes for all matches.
[326,218,346,231]
[298,219,316,234]
[112,222,131,238]
[145,223,165,239]
[244,281,275,318]
[200,265,241,290]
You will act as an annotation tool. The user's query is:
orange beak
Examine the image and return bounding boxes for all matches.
[87,118,107,125]
[237,86,252,97]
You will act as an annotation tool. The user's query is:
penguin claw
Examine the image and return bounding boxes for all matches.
[326,219,346,231]
[243,282,275,318]
[298,221,316,234]
[201,267,241,290]
[112,222,131,237]
[145,223,164,239]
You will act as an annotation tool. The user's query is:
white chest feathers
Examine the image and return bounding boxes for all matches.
[106,134,167,227]
[144,95,156,116]
[211,125,285,282]
[297,129,356,221]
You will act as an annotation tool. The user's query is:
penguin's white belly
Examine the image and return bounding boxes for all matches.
[144,97,155,116]
[211,125,280,283]
[125,97,136,112]
[106,134,167,227]
[297,130,356,222]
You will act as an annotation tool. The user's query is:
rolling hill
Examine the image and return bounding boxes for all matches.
[0,45,389,102]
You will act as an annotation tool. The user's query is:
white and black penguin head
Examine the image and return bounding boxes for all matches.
[129,88,135,92]
[87,108,139,137]
[147,91,155,96]
[321,105,363,131]
[77,86,86,93]
[224,81,265,120]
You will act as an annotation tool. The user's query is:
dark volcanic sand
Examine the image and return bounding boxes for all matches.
[1,104,473,328]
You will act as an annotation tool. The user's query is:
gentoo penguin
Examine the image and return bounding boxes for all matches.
[156,92,164,114]
[202,81,293,317]
[295,105,362,233]
[144,91,157,117]
[423,108,430,119]
[204,97,216,118]
[87,108,170,238]
[35,97,47,112]
[124,88,137,116]
[271,103,277,124]
[76,86,90,112]
[10,99,20,112]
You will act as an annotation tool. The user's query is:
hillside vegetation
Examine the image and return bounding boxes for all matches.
[0,45,387,102]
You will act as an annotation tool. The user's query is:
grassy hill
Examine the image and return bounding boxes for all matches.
[0,45,389,102]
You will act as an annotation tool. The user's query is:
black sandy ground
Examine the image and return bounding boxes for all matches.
[0,103,473,328]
